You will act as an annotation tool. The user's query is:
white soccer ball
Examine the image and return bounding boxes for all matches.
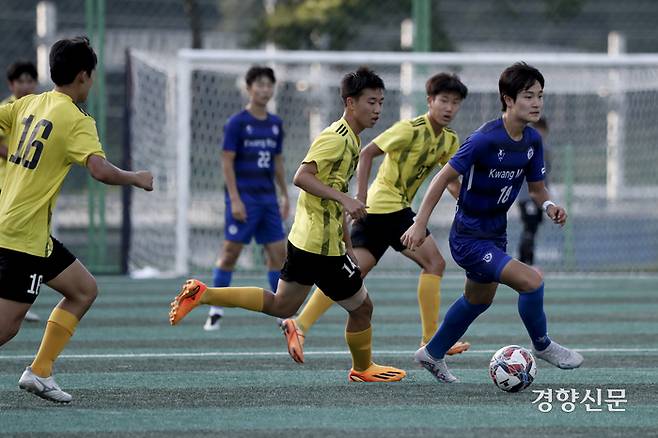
[489,345,537,392]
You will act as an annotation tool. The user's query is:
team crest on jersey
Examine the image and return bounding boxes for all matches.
[482,252,493,263]
[527,148,534,160]
[245,125,253,134]
[272,125,279,136]
[498,149,505,162]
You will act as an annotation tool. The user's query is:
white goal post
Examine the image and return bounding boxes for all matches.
[128,49,658,276]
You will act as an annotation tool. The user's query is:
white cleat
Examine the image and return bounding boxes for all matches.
[18,367,72,403]
[414,346,459,383]
[534,341,584,369]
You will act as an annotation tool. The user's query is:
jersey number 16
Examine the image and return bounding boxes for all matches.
[9,115,52,170]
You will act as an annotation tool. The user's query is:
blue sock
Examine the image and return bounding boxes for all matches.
[518,283,551,351]
[267,270,280,293]
[426,295,490,359]
[213,268,233,287]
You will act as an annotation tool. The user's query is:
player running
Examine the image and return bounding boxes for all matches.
[170,67,406,382]
[280,73,471,364]
[402,62,583,383]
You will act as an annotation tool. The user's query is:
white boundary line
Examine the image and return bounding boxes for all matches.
[1,348,657,361]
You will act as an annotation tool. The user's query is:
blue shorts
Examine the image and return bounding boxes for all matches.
[224,202,285,245]
[449,231,512,284]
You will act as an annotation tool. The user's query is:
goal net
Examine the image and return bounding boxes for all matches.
[128,49,658,276]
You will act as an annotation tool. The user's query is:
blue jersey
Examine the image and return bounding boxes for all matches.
[449,118,545,238]
[223,110,284,205]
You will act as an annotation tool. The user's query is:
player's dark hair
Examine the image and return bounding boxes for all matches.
[245,66,276,87]
[340,66,385,104]
[426,73,467,99]
[7,61,38,82]
[499,62,544,111]
[49,36,97,86]
[532,117,549,132]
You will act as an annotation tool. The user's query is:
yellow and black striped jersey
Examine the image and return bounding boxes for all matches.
[288,118,360,256]
[366,114,460,214]
[0,94,17,189]
[0,90,106,256]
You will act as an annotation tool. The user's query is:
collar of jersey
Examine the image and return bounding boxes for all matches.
[422,113,444,142]
[338,117,360,146]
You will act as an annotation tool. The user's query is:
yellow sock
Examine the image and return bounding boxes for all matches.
[31,307,79,377]
[345,326,373,372]
[200,286,264,312]
[418,273,441,344]
[296,288,334,333]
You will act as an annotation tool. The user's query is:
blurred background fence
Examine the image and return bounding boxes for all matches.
[2,0,658,274]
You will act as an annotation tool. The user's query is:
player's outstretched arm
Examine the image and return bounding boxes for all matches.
[401,163,460,250]
[355,142,384,203]
[87,155,153,191]
[293,161,366,221]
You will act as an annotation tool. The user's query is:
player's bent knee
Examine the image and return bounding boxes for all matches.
[336,287,370,313]
[426,257,446,276]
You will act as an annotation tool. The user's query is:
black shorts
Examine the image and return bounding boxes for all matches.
[280,240,363,302]
[350,208,430,261]
[0,237,77,304]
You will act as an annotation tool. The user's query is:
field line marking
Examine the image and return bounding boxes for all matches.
[1,347,657,361]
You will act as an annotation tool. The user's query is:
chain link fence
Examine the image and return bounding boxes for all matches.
[1,0,658,273]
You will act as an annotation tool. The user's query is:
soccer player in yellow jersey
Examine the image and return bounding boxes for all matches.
[281,73,472,359]
[0,37,153,403]
[0,61,41,323]
[170,67,406,382]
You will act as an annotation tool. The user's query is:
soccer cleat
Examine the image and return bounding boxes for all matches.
[169,279,208,325]
[203,313,222,331]
[534,341,583,369]
[18,367,72,403]
[446,340,471,356]
[348,363,406,382]
[414,346,458,383]
[24,310,41,322]
[420,340,471,356]
[281,319,305,364]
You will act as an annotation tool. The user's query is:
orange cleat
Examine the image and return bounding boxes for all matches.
[446,340,471,356]
[348,363,406,382]
[281,319,305,364]
[419,340,471,356]
[169,279,208,325]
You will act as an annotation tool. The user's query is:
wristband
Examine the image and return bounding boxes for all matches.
[542,200,556,212]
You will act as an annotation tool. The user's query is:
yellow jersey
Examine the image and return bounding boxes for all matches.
[0,90,106,256]
[288,118,360,256]
[366,114,460,214]
[0,94,17,189]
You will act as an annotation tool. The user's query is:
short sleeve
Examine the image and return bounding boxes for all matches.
[302,131,342,173]
[525,136,546,183]
[440,132,461,166]
[67,116,105,165]
[222,117,241,152]
[371,120,413,154]
[448,132,484,175]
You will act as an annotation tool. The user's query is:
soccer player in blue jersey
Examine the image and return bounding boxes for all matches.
[401,62,583,383]
[204,66,289,331]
